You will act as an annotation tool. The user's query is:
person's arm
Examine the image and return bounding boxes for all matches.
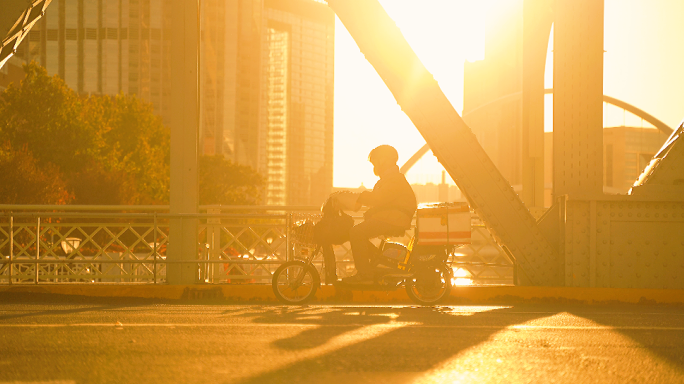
[357,180,391,207]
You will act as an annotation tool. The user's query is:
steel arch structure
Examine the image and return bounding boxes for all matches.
[399,90,673,174]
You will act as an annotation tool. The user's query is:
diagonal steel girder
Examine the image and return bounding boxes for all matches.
[328,0,563,286]
[0,0,52,69]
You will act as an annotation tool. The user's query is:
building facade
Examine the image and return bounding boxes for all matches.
[13,0,334,207]
[200,0,334,206]
[15,0,170,115]
[259,0,334,205]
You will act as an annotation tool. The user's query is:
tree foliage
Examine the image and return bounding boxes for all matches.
[0,62,262,206]
[199,155,263,205]
[0,143,72,204]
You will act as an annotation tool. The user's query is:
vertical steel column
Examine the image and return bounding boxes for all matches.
[521,0,552,209]
[167,0,200,284]
[553,0,604,199]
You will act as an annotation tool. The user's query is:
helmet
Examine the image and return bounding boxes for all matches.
[368,145,398,165]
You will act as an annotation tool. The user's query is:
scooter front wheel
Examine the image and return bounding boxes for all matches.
[406,264,452,305]
[272,261,320,304]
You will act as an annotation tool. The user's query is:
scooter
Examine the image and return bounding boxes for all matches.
[272,198,467,305]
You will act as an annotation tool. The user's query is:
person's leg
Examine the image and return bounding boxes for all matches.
[348,219,402,279]
[322,244,336,284]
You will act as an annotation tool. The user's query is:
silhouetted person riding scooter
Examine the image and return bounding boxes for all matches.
[273,145,456,304]
[341,145,417,284]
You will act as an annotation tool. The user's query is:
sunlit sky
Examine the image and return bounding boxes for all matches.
[332,0,684,188]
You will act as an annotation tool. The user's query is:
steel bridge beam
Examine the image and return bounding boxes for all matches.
[0,0,52,69]
[328,0,563,286]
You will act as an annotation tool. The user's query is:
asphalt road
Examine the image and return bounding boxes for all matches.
[1,300,684,384]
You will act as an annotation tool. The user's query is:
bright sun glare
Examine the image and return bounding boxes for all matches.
[333,0,491,188]
[333,0,684,189]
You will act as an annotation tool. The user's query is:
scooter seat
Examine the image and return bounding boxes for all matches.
[382,229,406,238]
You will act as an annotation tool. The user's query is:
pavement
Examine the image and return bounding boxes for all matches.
[3,284,684,305]
[1,299,684,383]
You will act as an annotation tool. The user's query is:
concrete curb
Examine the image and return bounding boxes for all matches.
[1,284,684,305]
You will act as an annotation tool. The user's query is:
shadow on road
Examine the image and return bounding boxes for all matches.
[232,305,551,384]
[569,306,684,370]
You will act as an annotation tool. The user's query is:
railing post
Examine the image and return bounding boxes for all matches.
[9,215,13,285]
[286,213,292,262]
[35,217,40,284]
[153,213,158,284]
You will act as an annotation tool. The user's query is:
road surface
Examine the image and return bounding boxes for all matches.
[1,299,683,383]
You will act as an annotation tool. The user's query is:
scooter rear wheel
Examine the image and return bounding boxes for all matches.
[406,264,451,305]
[272,261,320,304]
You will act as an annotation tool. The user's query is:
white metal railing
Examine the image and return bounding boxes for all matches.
[0,205,513,285]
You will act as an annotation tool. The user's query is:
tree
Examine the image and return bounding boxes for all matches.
[81,93,170,204]
[0,62,262,206]
[0,62,170,205]
[0,63,95,175]
[0,143,72,204]
[199,155,263,205]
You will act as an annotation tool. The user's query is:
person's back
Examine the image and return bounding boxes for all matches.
[359,163,416,230]
[343,145,417,284]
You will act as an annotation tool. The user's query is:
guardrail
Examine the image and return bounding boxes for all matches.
[0,205,513,285]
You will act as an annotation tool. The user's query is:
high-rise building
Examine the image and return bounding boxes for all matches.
[200,0,334,206]
[260,0,334,206]
[463,1,523,188]
[15,0,170,114]
[15,0,334,206]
